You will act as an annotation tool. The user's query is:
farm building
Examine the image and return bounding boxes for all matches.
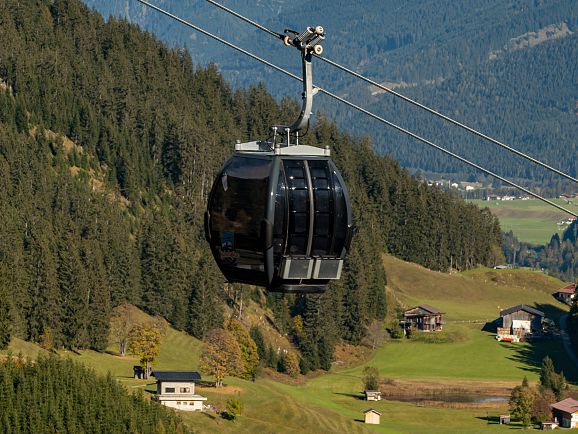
[551,397,578,428]
[498,304,544,338]
[400,304,444,333]
[152,371,207,411]
[554,283,576,304]
[364,409,381,425]
[364,390,382,401]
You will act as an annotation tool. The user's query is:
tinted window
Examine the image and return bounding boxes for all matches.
[273,164,287,257]
[284,160,309,256]
[309,160,333,257]
[209,156,272,270]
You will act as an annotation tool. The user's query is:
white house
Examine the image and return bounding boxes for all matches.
[152,371,207,411]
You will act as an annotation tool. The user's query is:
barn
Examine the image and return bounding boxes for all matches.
[498,304,544,337]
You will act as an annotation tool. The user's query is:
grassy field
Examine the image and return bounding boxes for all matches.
[468,198,577,245]
[384,255,567,321]
[1,255,575,433]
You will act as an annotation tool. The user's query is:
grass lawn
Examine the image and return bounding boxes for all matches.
[384,255,569,322]
[468,198,577,244]
[2,255,575,433]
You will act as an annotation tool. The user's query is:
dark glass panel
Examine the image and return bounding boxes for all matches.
[313,179,328,189]
[273,164,287,257]
[290,178,307,189]
[290,236,307,255]
[315,190,330,212]
[311,167,327,179]
[312,237,331,255]
[314,214,330,235]
[292,190,308,212]
[332,174,348,256]
[293,214,308,234]
[286,166,304,178]
[209,156,272,272]
[284,160,309,256]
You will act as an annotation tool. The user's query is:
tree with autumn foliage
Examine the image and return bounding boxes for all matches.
[109,304,137,356]
[226,319,260,380]
[128,322,163,379]
[199,328,243,387]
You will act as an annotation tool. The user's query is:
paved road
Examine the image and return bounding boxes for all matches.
[558,313,578,366]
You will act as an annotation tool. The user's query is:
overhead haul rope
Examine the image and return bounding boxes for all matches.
[134,0,578,218]
[201,0,578,185]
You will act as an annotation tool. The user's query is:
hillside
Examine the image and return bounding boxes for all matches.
[383,254,567,321]
[3,258,574,433]
[84,0,578,186]
[0,0,503,367]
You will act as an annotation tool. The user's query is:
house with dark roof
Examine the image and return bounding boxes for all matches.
[152,371,207,411]
[498,304,544,338]
[551,397,578,428]
[400,304,444,333]
[554,283,576,305]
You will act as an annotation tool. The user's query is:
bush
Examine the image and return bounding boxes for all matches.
[386,320,404,339]
[223,397,243,421]
[362,366,380,391]
[409,330,466,343]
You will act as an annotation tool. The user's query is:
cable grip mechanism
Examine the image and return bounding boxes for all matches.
[283,26,325,55]
[272,26,324,143]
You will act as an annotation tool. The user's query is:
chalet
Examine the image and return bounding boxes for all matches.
[364,390,382,401]
[401,304,444,333]
[364,409,381,425]
[152,371,207,412]
[498,305,544,338]
[554,283,576,304]
[551,397,578,428]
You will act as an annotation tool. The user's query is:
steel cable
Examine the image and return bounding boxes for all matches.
[134,0,578,218]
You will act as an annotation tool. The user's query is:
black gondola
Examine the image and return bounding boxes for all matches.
[204,26,352,292]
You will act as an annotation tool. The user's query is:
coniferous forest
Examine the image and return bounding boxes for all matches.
[0,355,190,434]
[0,0,502,371]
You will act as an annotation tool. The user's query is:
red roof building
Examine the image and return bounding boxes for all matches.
[551,398,578,428]
[554,283,576,304]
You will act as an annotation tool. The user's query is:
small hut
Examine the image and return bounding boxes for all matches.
[540,421,557,430]
[364,390,382,401]
[499,414,510,424]
[364,409,381,425]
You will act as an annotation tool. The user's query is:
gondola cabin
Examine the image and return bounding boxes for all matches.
[205,141,352,292]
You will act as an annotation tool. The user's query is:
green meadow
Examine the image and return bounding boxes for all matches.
[2,255,574,433]
[469,198,577,245]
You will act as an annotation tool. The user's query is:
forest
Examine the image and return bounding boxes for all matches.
[503,221,578,282]
[84,0,578,187]
[0,0,502,372]
[0,354,190,434]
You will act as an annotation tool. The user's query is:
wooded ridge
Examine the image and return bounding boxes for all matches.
[0,0,501,371]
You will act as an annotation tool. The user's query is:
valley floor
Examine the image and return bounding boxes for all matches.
[2,255,575,433]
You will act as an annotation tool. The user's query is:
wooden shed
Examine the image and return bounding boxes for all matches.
[364,409,381,425]
[364,390,382,401]
[499,305,544,337]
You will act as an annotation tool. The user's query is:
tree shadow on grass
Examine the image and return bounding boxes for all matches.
[474,416,524,429]
[333,392,365,400]
[504,302,576,383]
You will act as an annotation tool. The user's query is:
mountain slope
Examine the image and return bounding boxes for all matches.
[0,0,505,365]
[83,0,578,185]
